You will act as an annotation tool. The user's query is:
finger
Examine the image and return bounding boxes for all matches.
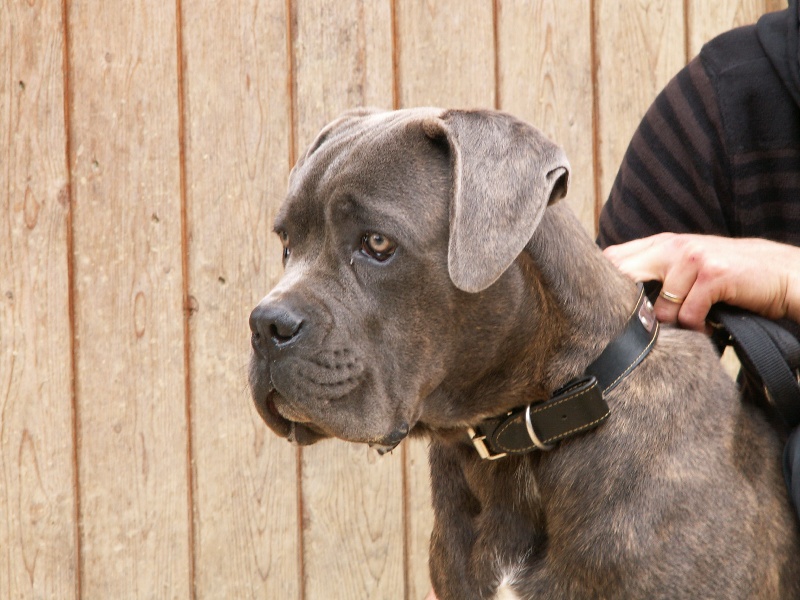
[602,233,675,265]
[677,282,716,332]
[604,243,672,284]
[654,265,699,325]
[678,286,712,333]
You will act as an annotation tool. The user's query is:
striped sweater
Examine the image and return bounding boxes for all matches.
[598,5,800,249]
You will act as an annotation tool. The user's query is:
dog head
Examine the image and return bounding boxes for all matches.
[248,108,569,449]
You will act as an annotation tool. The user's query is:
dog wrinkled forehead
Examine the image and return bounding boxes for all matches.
[288,107,445,190]
[280,107,570,293]
[279,107,451,236]
[312,107,443,152]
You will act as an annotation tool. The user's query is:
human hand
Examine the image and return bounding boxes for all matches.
[603,233,800,331]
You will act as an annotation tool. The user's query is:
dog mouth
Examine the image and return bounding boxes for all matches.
[254,384,412,452]
[249,354,413,451]
[255,388,329,446]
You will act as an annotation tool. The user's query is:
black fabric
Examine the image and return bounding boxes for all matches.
[708,305,800,428]
[758,0,800,109]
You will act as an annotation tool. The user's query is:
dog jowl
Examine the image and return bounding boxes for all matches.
[248,108,800,599]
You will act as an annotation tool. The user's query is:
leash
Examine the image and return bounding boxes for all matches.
[468,284,659,460]
[707,305,800,517]
[707,305,800,429]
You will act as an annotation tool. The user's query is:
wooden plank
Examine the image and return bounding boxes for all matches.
[594,0,685,205]
[765,0,788,12]
[0,1,78,598]
[291,1,405,598]
[293,0,396,142]
[180,1,300,597]
[66,1,192,596]
[302,445,405,599]
[403,440,436,600]
[395,0,496,110]
[394,2,495,596]
[496,0,595,232]
[687,0,772,58]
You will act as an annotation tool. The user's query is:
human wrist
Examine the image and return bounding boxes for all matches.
[775,239,800,325]
[787,270,800,325]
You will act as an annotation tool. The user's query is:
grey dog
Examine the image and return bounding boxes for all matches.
[248,108,800,599]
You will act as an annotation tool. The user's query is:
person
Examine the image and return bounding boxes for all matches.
[598,2,800,518]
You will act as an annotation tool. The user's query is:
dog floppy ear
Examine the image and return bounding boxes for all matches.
[423,110,570,293]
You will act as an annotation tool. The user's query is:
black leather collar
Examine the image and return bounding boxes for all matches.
[467,284,658,460]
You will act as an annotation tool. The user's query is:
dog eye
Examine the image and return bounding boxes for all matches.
[277,230,291,263]
[361,233,396,262]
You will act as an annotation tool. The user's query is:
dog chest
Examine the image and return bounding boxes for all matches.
[492,575,523,600]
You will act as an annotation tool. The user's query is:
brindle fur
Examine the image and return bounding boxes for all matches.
[248,108,800,599]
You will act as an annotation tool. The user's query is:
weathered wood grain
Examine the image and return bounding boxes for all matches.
[0,1,77,597]
[291,1,405,598]
[594,0,685,205]
[395,0,496,110]
[402,439,435,600]
[66,1,191,596]
[180,0,300,597]
[302,445,405,599]
[497,0,595,232]
[293,0,396,143]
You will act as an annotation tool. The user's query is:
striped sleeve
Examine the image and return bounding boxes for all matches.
[597,57,734,248]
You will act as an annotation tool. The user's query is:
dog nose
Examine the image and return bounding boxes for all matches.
[249,303,305,353]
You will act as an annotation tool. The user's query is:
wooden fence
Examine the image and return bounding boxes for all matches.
[0,0,781,598]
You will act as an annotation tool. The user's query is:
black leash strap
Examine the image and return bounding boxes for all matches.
[708,305,800,429]
[468,284,658,460]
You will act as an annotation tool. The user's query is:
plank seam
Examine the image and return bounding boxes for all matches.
[60,1,83,597]
[287,0,298,173]
[684,0,692,64]
[391,0,400,110]
[492,0,500,110]
[285,1,305,598]
[590,0,602,232]
[401,444,410,600]
[174,0,198,597]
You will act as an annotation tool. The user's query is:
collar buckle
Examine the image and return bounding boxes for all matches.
[467,427,508,460]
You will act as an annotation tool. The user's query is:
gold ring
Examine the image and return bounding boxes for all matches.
[659,289,685,304]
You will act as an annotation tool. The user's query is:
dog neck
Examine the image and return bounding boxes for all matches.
[526,203,639,364]
[423,203,645,452]
[468,281,657,459]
